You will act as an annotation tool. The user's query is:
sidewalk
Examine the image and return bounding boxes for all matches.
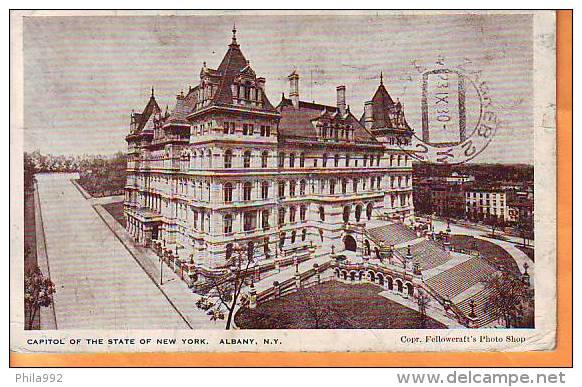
[93,204,223,329]
[33,181,57,330]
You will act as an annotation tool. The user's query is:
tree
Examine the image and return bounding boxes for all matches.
[485,216,503,236]
[482,272,534,328]
[414,288,432,328]
[24,266,56,330]
[200,242,255,329]
[517,216,534,246]
[24,152,38,192]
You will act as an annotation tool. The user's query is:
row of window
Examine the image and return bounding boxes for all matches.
[223,122,272,137]
[222,151,409,169]
[222,176,385,203]
[174,150,411,170]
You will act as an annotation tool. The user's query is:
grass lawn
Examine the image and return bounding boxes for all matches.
[235,281,447,329]
[450,234,520,276]
[102,201,126,228]
[515,244,535,262]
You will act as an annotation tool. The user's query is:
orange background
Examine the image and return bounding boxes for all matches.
[10,10,572,368]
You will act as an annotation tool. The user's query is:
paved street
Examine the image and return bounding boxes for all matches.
[35,173,190,329]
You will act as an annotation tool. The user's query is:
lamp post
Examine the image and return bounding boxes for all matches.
[159,251,164,285]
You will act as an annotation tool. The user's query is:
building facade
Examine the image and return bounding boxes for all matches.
[124,29,415,275]
[465,189,511,223]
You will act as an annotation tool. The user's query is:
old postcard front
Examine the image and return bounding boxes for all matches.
[10,10,557,354]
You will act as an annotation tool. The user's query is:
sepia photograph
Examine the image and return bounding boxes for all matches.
[10,10,559,354]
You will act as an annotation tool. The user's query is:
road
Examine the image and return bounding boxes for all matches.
[35,173,190,329]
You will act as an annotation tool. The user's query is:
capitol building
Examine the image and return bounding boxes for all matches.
[124,27,415,278]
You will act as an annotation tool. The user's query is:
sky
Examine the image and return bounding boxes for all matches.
[23,12,534,163]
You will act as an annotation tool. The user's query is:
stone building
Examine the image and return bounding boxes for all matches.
[124,28,415,274]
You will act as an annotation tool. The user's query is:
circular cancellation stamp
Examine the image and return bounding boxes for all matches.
[401,57,499,164]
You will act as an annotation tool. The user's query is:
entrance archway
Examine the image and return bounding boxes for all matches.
[344,235,357,252]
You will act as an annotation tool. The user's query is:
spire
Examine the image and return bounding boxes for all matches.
[380,71,384,85]
[151,86,155,98]
[230,23,238,46]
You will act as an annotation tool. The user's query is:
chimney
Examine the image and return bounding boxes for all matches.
[364,100,374,130]
[336,85,346,116]
[288,71,299,109]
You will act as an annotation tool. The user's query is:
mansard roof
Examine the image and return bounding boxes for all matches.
[201,29,276,112]
[360,81,413,133]
[133,90,161,132]
[277,97,377,142]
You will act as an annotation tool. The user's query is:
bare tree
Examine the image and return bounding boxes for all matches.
[24,266,55,330]
[414,288,432,328]
[300,286,328,328]
[199,242,255,330]
[482,272,534,328]
[485,216,503,237]
[517,216,534,247]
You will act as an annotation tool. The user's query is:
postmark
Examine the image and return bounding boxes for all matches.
[402,57,499,164]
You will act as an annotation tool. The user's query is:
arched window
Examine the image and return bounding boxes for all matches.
[190,151,197,170]
[343,206,350,223]
[334,154,340,167]
[279,232,286,248]
[300,205,307,222]
[363,154,368,167]
[353,179,358,193]
[278,208,286,225]
[319,206,325,221]
[355,204,362,222]
[261,151,269,168]
[223,214,233,234]
[345,154,351,167]
[341,179,348,194]
[223,182,233,203]
[289,181,296,197]
[299,153,305,167]
[291,230,297,244]
[206,149,212,168]
[224,149,233,169]
[243,150,252,168]
[322,153,328,167]
[299,179,306,196]
[261,181,269,200]
[289,153,296,168]
[289,206,297,223]
[278,152,285,168]
[243,182,252,201]
[301,229,307,241]
[397,155,402,166]
[366,203,373,220]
